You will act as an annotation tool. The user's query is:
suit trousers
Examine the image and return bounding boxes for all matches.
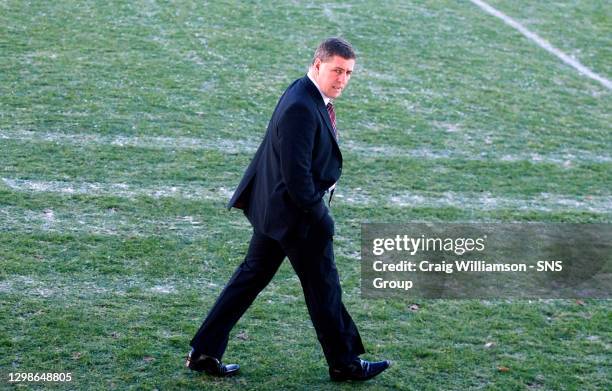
[190,223,365,368]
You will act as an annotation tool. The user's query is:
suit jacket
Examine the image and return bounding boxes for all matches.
[227,75,343,245]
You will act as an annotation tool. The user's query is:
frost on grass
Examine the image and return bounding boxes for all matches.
[149,284,177,294]
[2,177,234,201]
[2,128,609,165]
[0,205,216,237]
[3,177,610,217]
[384,191,612,213]
[0,129,257,154]
[1,270,221,299]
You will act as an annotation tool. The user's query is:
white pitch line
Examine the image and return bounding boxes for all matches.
[0,204,252,237]
[469,0,612,90]
[3,177,611,214]
[0,129,258,154]
[2,129,610,165]
[382,191,612,214]
[0,275,220,298]
[1,177,234,200]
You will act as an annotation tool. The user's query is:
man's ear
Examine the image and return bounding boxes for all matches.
[313,58,321,73]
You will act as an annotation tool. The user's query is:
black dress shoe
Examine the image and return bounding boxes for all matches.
[329,358,391,381]
[185,348,240,377]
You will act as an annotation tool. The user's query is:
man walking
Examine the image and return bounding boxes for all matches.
[186,37,390,382]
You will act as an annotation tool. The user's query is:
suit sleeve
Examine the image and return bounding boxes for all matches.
[278,102,327,224]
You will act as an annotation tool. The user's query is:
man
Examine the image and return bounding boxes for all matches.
[186,37,390,382]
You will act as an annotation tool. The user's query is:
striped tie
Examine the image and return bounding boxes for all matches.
[326,102,338,140]
[326,102,338,204]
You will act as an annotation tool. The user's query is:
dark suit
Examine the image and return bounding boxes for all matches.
[229,76,342,245]
[190,76,365,368]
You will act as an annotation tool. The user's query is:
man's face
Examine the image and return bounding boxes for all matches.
[312,55,355,99]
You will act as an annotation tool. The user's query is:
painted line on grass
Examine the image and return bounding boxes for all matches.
[0,204,250,237]
[2,128,609,165]
[1,192,609,241]
[334,190,611,214]
[469,0,612,90]
[387,191,610,213]
[3,177,611,214]
[342,139,611,165]
[0,129,258,154]
[2,177,234,200]
[0,275,220,298]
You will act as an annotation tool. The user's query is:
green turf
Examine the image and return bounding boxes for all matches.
[1,0,610,390]
[486,0,611,76]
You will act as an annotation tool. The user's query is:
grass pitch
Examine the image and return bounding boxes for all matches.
[1,1,610,390]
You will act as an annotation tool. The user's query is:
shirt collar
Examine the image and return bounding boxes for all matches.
[307,71,331,106]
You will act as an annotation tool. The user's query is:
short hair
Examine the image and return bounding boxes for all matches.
[311,37,356,64]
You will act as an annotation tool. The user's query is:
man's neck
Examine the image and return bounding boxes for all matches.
[307,71,331,105]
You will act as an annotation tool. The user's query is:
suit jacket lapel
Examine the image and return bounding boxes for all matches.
[302,76,341,149]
